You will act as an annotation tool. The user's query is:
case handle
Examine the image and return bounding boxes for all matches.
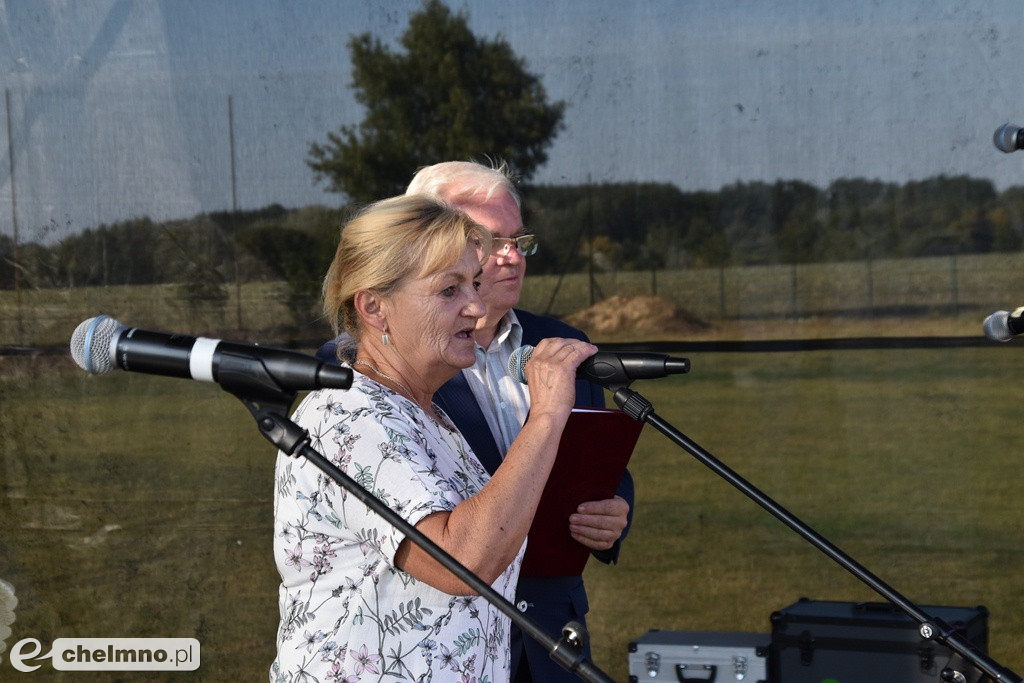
[675,663,717,682]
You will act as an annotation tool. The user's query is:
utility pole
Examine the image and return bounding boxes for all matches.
[6,88,22,345]
[228,95,242,330]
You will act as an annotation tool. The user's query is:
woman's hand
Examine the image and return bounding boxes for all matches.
[521,338,597,421]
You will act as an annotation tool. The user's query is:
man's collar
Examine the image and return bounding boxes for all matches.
[478,310,522,351]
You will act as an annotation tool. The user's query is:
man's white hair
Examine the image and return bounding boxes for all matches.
[406,160,521,208]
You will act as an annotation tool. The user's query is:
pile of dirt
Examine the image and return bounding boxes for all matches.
[563,295,710,335]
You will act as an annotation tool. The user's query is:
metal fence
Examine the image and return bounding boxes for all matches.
[521,252,1024,322]
[4,251,1024,349]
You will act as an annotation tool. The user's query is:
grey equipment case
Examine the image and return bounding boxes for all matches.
[627,629,769,682]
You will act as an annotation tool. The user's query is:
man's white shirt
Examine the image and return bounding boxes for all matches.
[462,310,531,456]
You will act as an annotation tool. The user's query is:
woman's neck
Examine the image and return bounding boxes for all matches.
[352,355,438,418]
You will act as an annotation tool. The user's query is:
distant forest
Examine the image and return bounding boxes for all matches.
[3,175,1023,306]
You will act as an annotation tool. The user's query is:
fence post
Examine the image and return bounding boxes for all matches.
[718,266,726,318]
[866,257,874,316]
[951,254,959,315]
[790,263,798,318]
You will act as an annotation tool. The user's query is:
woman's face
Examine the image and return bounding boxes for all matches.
[383,244,486,385]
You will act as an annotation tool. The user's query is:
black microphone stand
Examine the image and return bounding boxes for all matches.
[609,379,1021,683]
[212,352,615,683]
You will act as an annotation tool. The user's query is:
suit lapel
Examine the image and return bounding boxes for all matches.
[434,373,504,476]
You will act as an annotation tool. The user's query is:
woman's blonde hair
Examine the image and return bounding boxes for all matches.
[323,194,491,347]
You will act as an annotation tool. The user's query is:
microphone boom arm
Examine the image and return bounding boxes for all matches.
[226,364,615,683]
[613,385,1020,683]
[70,316,616,682]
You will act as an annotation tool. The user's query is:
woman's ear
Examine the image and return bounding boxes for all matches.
[353,290,385,331]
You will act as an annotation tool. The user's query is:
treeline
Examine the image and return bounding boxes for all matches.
[523,175,1024,273]
[3,174,1023,302]
[0,204,343,318]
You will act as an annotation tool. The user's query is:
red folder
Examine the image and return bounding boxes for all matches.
[520,407,643,577]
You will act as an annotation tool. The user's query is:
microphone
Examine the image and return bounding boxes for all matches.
[70,315,353,393]
[507,345,690,388]
[994,123,1024,153]
[982,307,1024,342]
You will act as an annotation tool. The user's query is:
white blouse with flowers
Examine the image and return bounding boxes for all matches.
[270,371,523,683]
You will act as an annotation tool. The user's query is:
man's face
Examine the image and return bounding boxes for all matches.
[456,191,526,320]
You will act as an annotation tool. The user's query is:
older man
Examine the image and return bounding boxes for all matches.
[318,161,633,682]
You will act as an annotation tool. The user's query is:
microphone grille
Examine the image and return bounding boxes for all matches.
[982,310,1012,342]
[70,315,124,374]
[506,345,534,384]
[994,123,1022,153]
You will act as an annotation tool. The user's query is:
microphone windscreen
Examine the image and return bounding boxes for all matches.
[982,310,1012,342]
[994,123,1022,153]
[70,315,124,374]
[506,345,534,384]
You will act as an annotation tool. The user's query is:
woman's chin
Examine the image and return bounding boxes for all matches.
[450,345,478,369]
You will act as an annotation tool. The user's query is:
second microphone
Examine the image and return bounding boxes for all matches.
[507,345,690,389]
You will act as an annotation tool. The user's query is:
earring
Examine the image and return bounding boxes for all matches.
[381,325,390,346]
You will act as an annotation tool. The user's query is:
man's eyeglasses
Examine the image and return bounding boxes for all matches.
[491,234,538,257]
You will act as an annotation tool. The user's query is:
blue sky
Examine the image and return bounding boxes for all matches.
[2,1,1024,242]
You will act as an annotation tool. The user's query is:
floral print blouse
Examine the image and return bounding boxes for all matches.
[271,372,524,683]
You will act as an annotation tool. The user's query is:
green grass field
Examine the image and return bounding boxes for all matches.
[583,347,1024,679]
[3,344,1023,680]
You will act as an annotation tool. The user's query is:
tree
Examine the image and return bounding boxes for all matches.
[238,221,336,325]
[308,0,565,203]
